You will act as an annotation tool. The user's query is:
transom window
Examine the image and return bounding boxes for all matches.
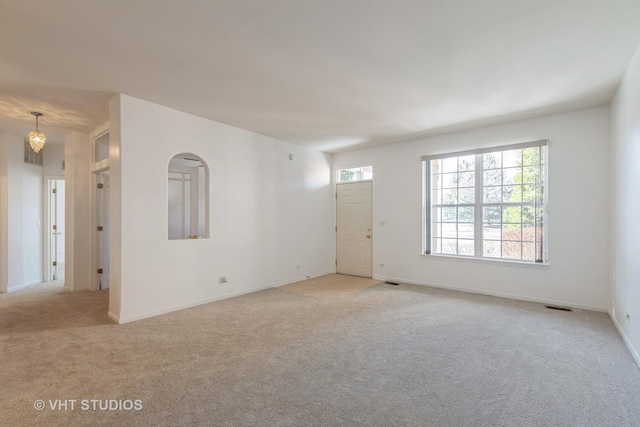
[337,166,373,183]
[423,140,548,263]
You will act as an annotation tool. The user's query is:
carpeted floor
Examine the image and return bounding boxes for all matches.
[1,275,639,426]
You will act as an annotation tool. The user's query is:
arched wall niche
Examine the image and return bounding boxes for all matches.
[167,153,209,240]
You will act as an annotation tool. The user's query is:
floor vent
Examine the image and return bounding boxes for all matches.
[545,305,572,312]
[385,281,400,286]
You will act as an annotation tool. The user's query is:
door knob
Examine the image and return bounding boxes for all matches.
[367,234,371,238]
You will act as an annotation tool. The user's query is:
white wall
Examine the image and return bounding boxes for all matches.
[334,106,611,311]
[0,132,22,292]
[43,143,66,177]
[22,162,43,285]
[610,44,640,364]
[0,132,46,291]
[109,95,334,323]
[64,132,92,292]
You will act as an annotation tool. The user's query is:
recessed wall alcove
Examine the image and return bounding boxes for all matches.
[167,153,209,240]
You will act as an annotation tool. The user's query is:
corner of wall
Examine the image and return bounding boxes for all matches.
[0,132,8,292]
[608,39,640,367]
[107,94,122,321]
[64,131,92,292]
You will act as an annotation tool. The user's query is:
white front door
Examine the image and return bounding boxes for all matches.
[336,181,372,277]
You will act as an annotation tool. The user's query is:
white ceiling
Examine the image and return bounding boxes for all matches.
[1,0,639,152]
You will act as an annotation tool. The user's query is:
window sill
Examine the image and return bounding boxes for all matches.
[421,253,550,268]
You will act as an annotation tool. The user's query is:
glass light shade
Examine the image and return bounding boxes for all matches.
[29,130,46,153]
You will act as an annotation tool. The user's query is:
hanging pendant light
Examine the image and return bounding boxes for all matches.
[28,112,46,153]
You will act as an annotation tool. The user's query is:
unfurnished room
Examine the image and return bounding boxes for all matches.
[1,1,640,426]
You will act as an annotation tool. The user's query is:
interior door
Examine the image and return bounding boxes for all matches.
[48,179,65,281]
[98,171,110,290]
[336,181,372,277]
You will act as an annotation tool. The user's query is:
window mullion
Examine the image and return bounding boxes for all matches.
[474,153,483,257]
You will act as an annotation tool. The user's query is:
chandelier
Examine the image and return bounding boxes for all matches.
[28,112,46,153]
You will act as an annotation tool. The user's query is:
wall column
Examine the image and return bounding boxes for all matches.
[64,131,91,292]
[0,132,25,292]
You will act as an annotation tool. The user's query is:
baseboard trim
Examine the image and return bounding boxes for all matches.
[609,310,640,368]
[118,285,274,324]
[272,270,335,288]
[7,281,42,293]
[7,284,30,293]
[374,275,608,313]
[107,311,120,324]
[116,271,335,324]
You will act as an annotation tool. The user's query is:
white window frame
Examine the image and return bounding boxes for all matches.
[336,166,373,183]
[422,140,549,264]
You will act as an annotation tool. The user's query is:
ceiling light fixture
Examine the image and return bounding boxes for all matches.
[28,112,46,153]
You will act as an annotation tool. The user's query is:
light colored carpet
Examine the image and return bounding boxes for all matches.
[2,274,640,426]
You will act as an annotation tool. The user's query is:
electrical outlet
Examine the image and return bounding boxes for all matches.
[626,313,631,322]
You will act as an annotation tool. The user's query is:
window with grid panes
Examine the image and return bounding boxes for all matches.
[423,140,547,263]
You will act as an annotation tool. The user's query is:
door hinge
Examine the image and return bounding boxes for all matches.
[52,261,57,267]
[97,268,104,274]
[335,225,337,232]
[97,226,103,231]
[52,225,57,230]
[335,259,337,266]
[97,183,104,189]
[52,188,56,194]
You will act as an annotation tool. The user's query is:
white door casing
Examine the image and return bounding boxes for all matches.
[336,181,372,278]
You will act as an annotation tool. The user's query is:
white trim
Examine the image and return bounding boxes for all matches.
[113,271,334,324]
[609,310,640,368]
[7,284,30,293]
[374,275,608,312]
[422,253,550,269]
[421,139,548,161]
[7,280,42,292]
[89,122,111,292]
[107,311,120,323]
[89,121,110,140]
[91,158,109,173]
[336,165,374,183]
